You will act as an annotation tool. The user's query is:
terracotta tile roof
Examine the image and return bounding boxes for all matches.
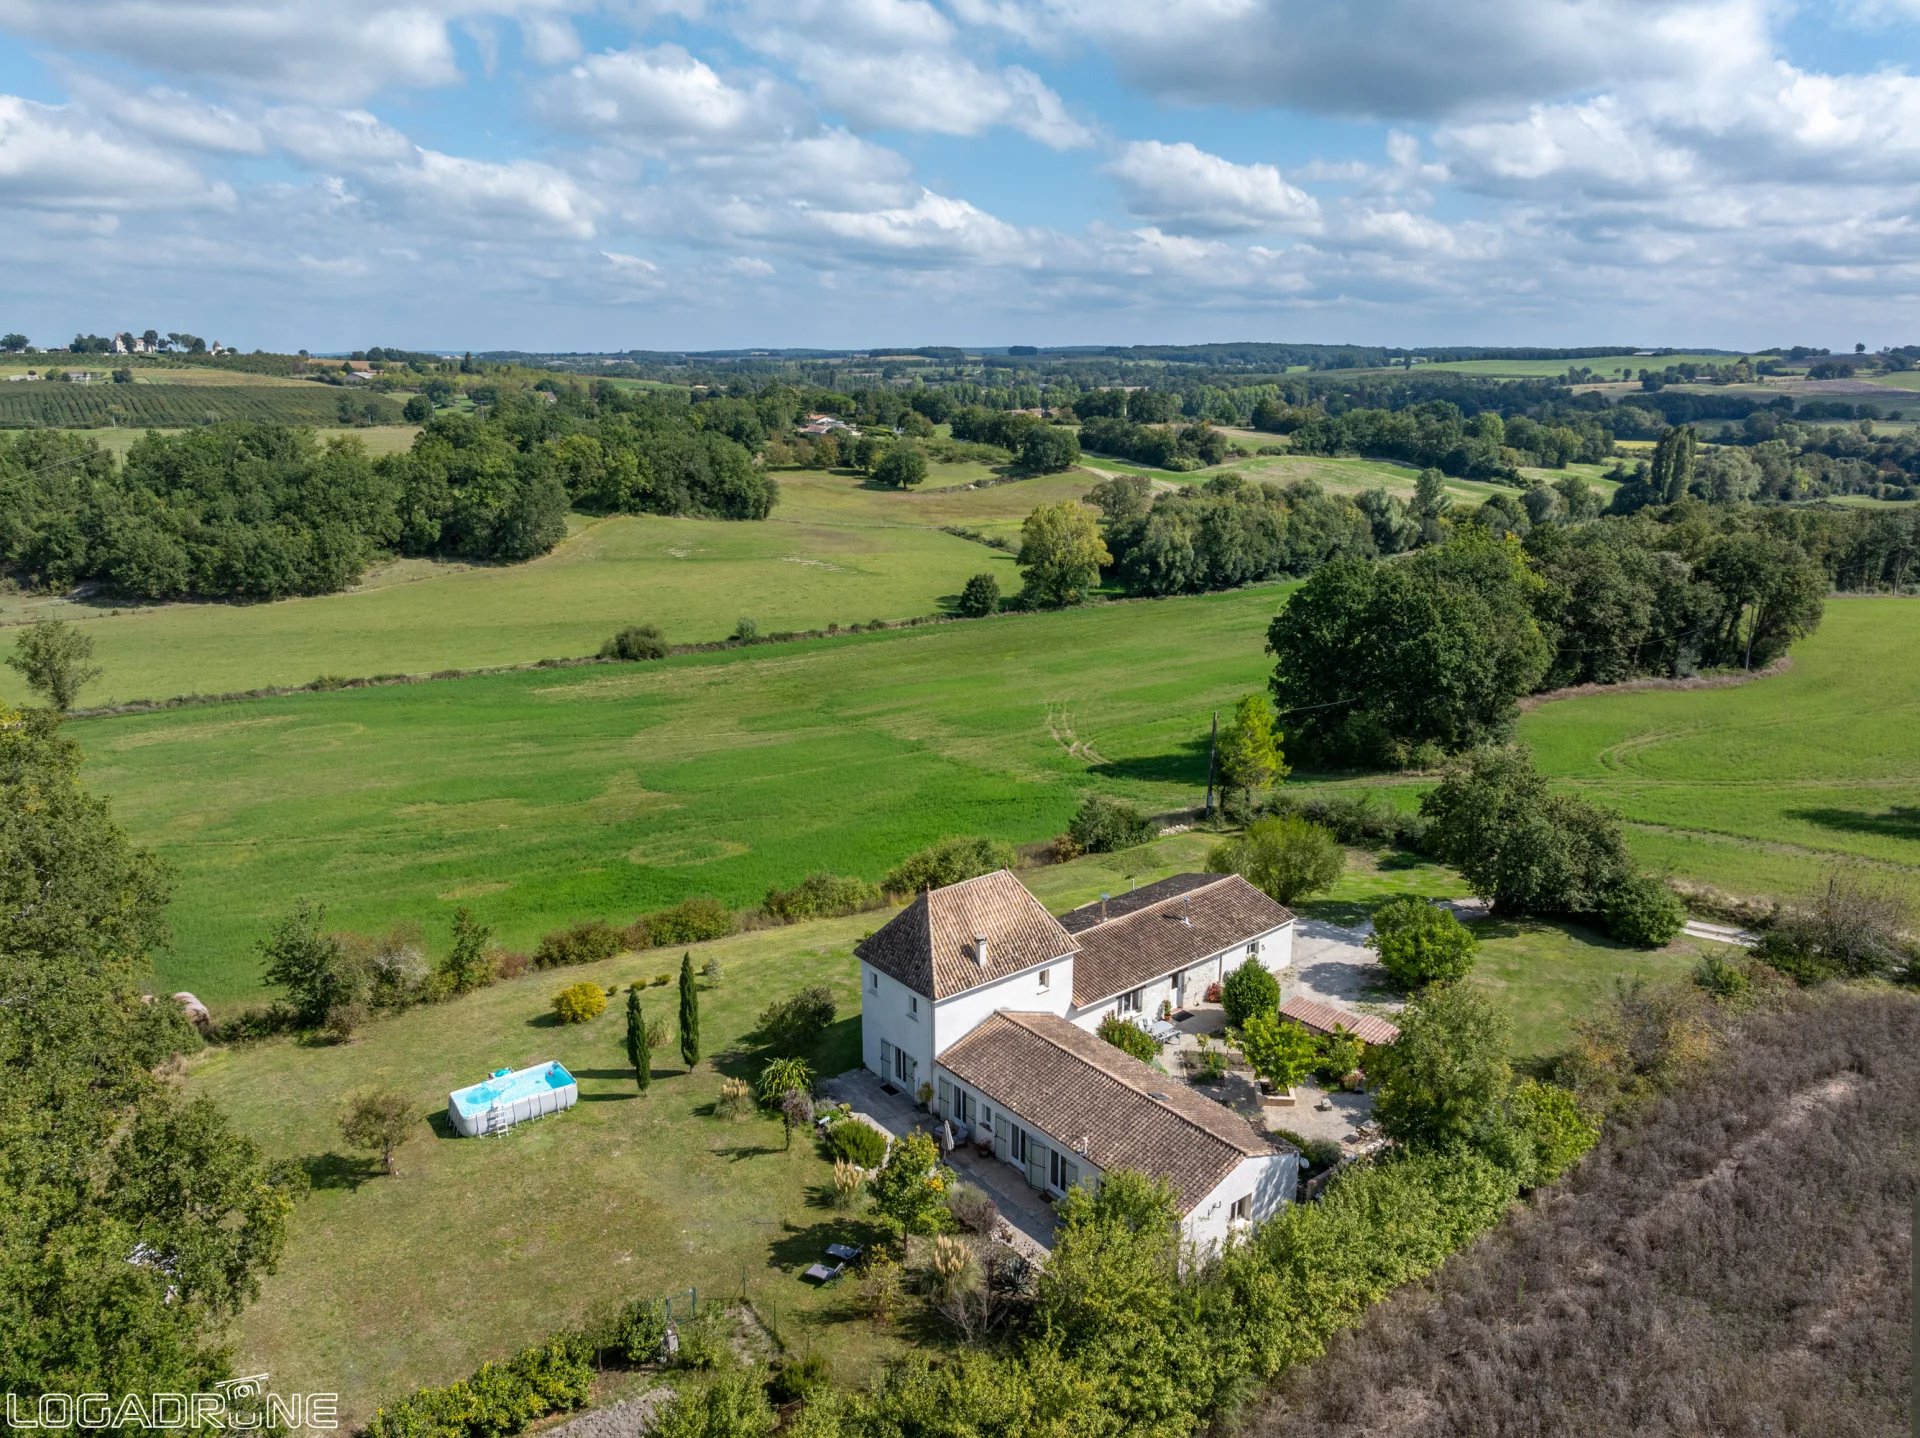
[938,1011,1291,1213]
[1279,996,1401,1046]
[1060,873,1295,1008]
[854,870,1078,1000]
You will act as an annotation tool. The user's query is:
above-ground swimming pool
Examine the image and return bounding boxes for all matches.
[448,1060,578,1137]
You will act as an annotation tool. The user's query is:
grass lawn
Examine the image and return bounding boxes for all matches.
[1372,354,1738,379]
[0,508,1023,707]
[1325,599,1920,907]
[77,587,1293,1000]
[183,833,1222,1424]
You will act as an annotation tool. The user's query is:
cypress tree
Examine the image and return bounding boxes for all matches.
[626,987,649,1093]
[678,952,700,1070]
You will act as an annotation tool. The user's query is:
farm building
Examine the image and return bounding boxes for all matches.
[855,870,1299,1250]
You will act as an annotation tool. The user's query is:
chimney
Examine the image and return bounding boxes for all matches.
[974,934,989,968]
[1099,891,1110,923]
[1180,896,1193,928]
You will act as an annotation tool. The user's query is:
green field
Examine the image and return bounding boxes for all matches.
[0,492,1024,707]
[0,382,401,428]
[78,586,1291,1000]
[1514,599,1920,903]
[1381,353,1738,379]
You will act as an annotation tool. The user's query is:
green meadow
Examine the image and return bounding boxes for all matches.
[80,586,1292,1001]
[1380,353,1738,379]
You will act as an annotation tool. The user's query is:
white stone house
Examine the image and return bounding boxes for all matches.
[855,870,1300,1249]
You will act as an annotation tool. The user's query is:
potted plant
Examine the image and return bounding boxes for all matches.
[916,1080,935,1111]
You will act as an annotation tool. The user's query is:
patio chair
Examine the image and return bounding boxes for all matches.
[825,1242,864,1263]
[803,1261,845,1284]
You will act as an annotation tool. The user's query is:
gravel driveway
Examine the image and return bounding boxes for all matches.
[1286,917,1403,1012]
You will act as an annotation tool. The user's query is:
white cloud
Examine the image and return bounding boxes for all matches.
[727,256,775,276]
[784,51,1092,147]
[0,96,230,209]
[1105,140,1318,234]
[541,45,806,144]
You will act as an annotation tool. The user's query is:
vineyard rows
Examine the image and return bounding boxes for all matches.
[0,384,402,429]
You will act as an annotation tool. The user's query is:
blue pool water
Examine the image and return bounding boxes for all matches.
[450,1061,575,1119]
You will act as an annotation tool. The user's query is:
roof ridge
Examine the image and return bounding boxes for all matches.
[1081,873,1235,928]
[998,1010,1269,1156]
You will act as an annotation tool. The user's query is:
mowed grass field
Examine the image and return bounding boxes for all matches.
[38,423,422,460]
[1515,598,1920,903]
[0,473,1033,705]
[184,828,1696,1423]
[81,586,1293,1000]
[1372,353,1738,379]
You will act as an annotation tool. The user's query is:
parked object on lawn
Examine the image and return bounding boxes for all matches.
[448,1060,578,1137]
[804,1261,846,1284]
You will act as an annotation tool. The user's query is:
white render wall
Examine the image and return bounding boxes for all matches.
[1181,1151,1300,1253]
[860,961,936,1094]
[931,955,1074,1052]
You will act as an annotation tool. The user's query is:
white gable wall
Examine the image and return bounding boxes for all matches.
[1182,1150,1300,1253]
[859,961,936,1097]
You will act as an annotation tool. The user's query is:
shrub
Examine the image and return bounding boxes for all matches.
[756,1055,814,1107]
[948,1182,999,1235]
[1506,1078,1599,1185]
[1368,895,1478,988]
[533,920,624,969]
[715,1076,751,1120]
[764,871,882,923]
[608,1298,667,1364]
[599,624,669,661]
[700,956,722,982]
[1271,1127,1343,1173]
[1266,788,1429,850]
[644,897,735,947]
[339,1088,414,1176]
[1096,1011,1160,1063]
[768,1352,832,1405]
[1220,956,1280,1027]
[868,1129,954,1237]
[1600,872,1687,948]
[365,1338,595,1438]
[829,1119,889,1168]
[1312,1027,1367,1085]
[1206,815,1345,905]
[883,835,1016,894]
[552,981,608,1024]
[493,949,530,980]
[957,572,1001,617]
[832,1157,866,1208]
[1754,868,1916,980]
[1067,794,1157,853]
[731,616,759,643]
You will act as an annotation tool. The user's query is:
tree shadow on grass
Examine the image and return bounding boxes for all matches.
[714,1142,785,1162]
[525,1011,564,1029]
[1786,806,1920,844]
[303,1150,381,1192]
[1295,899,1375,928]
[1088,737,1213,787]
[768,1217,887,1279]
[1466,913,1636,952]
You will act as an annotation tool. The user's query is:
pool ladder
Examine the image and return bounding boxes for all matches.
[484,1101,508,1137]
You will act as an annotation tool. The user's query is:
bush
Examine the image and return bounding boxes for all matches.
[607,1298,667,1365]
[1368,895,1478,988]
[1753,868,1916,980]
[1220,957,1280,1028]
[1270,1127,1343,1173]
[1600,873,1686,948]
[1206,815,1345,905]
[1067,794,1158,853]
[883,835,1016,894]
[533,919,624,969]
[948,1182,999,1235]
[1096,1011,1160,1063]
[644,897,735,946]
[957,572,1001,617]
[828,1118,889,1168]
[599,624,669,661]
[365,1337,594,1438]
[756,1055,814,1107]
[552,981,608,1024]
[768,1352,832,1405]
[755,984,838,1054]
[764,871,882,923]
[1312,1027,1367,1085]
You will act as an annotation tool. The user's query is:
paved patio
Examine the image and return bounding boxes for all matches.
[819,1069,1057,1257]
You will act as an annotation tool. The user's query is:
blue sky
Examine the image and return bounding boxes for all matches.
[0,0,1916,353]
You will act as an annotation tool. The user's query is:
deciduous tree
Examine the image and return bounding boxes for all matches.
[5,617,101,710]
[1016,501,1111,607]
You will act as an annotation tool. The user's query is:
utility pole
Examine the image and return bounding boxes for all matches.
[1203,710,1219,817]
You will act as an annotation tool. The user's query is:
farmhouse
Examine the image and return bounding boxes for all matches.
[856,870,1300,1249]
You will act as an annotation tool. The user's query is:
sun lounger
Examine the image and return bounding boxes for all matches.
[825,1242,863,1262]
[804,1261,845,1284]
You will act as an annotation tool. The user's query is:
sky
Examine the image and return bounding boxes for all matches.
[0,0,1916,354]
